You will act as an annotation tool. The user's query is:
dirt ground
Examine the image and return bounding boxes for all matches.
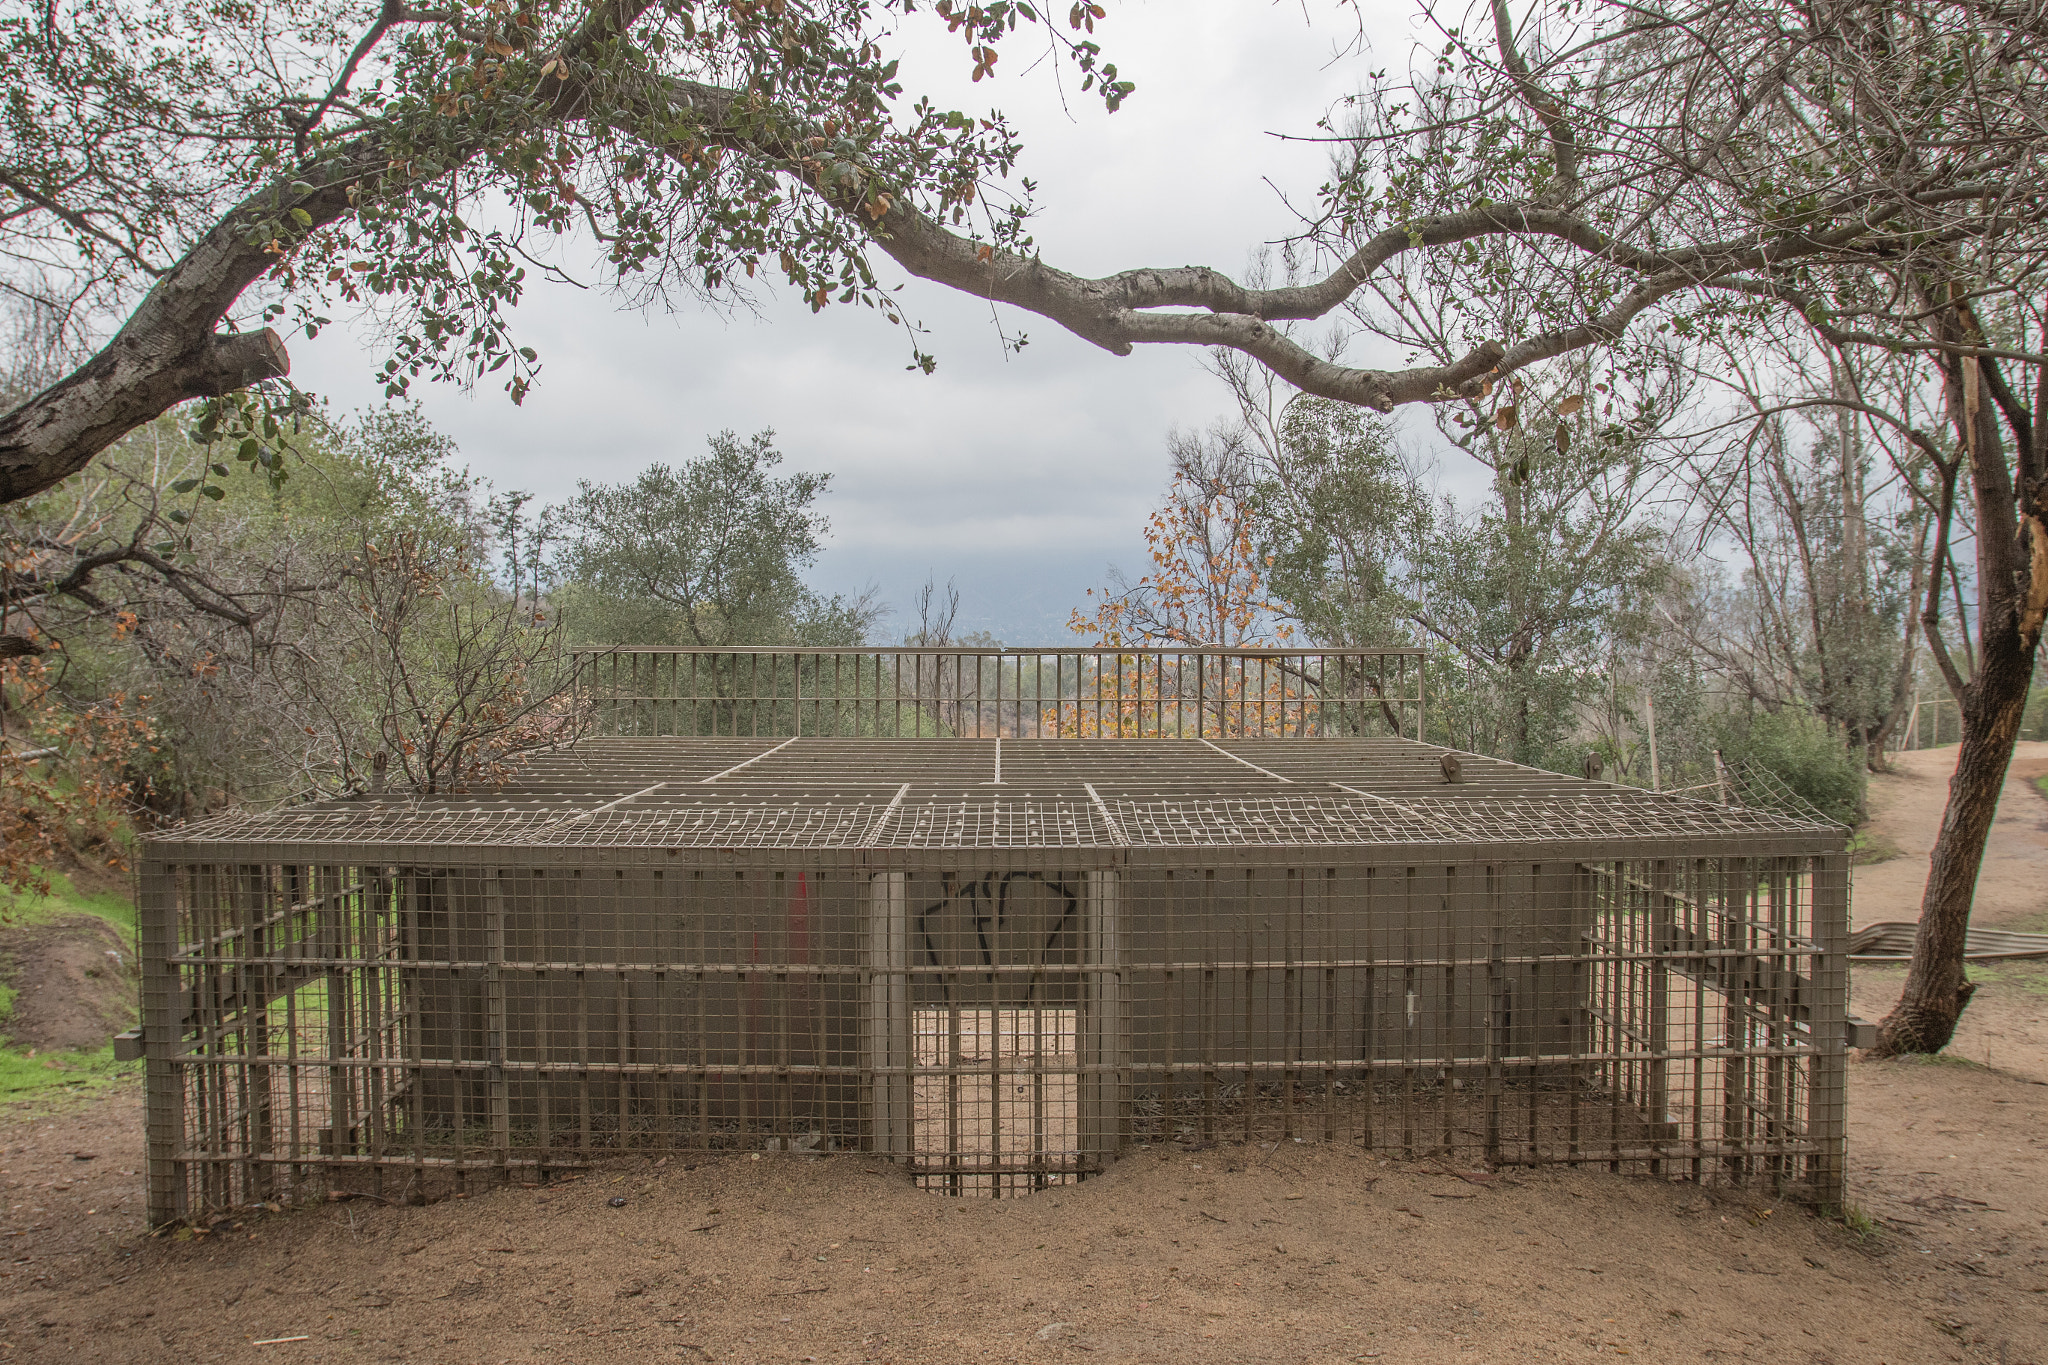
[2,746,2045,1365]
[0,915,137,1052]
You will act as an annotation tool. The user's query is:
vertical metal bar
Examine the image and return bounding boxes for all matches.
[1648,858,1673,1177]
[1282,867,1299,1139]
[1359,865,1377,1155]
[326,867,352,1173]
[1809,850,1848,1204]
[1415,651,1426,741]
[402,867,428,1194]
[1198,869,1218,1145]
[361,866,389,1198]
[1485,862,1504,1168]
[1766,857,1792,1186]
[1567,861,1589,1165]
[1722,855,1751,1181]
[575,868,592,1160]
[1320,866,1337,1143]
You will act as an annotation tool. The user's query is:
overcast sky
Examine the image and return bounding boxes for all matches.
[292,2,1427,642]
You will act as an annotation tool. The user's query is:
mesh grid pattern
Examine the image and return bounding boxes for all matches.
[156,738,1836,850]
[141,860,1849,1220]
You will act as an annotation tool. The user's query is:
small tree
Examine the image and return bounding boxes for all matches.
[0,656,154,898]
[1059,462,1298,738]
[285,532,579,794]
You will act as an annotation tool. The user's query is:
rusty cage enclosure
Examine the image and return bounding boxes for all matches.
[139,648,1849,1224]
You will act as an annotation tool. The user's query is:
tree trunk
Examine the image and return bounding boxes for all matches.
[1874,337,2047,1056]
[1871,630,2036,1054]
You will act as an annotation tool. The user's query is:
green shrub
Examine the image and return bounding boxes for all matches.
[1714,706,1865,826]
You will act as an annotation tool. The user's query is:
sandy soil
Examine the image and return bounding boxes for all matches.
[1,745,2044,1365]
[1851,741,2048,938]
[0,915,137,1052]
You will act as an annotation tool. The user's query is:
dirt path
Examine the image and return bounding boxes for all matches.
[1849,741,2048,1090]
[2,747,2045,1365]
[1851,740,2048,937]
[4,1091,2040,1365]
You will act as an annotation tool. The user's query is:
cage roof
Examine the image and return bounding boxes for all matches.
[150,737,1841,854]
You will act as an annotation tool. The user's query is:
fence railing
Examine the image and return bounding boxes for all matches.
[571,646,1425,740]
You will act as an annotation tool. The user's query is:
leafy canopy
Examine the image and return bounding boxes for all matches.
[548,428,876,646]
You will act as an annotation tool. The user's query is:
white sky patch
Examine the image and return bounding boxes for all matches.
[290,2,1428,641]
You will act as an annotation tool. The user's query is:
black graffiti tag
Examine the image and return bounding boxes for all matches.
[914,871,1079,1004]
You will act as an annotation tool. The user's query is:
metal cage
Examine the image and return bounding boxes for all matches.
[138,655,1848,1225]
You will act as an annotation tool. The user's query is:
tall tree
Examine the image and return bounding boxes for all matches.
[1676,340,1934,780]
[0,0,1127,512]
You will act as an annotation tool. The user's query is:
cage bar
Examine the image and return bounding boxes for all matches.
[571,646,1427,741]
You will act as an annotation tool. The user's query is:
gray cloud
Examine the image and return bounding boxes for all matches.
[290,2,1418,641]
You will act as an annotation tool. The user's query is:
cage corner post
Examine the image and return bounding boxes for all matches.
[140,856,185,1228]
[1810,847,1850,1207]
[1081,868,1127,1176]
[485,869,512,1180]
[865,870,910,1161]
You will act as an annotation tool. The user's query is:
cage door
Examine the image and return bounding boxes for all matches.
[868,869,1122,1195]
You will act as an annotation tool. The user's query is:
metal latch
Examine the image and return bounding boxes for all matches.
[1847,1016,1878,1050]
[113,1028,145,1062]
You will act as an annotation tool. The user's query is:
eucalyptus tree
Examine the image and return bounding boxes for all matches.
[1302,0,2048,1056]
[1672,340,1936,775]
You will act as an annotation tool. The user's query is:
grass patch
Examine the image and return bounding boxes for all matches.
[0,1041,139,1107]
[1849,961,1907,985]
[1826,1203,1882,1241]
[1847,826,1904,866]
[0,868,135,937]
[1964,960,2048,996]
[1892,1050,1991,1070]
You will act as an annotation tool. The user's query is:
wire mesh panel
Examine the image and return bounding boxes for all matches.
[572,647,1427,740]
[142,831,1847,1222]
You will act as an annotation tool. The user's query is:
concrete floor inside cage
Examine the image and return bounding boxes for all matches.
[137,735,1850,1224]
